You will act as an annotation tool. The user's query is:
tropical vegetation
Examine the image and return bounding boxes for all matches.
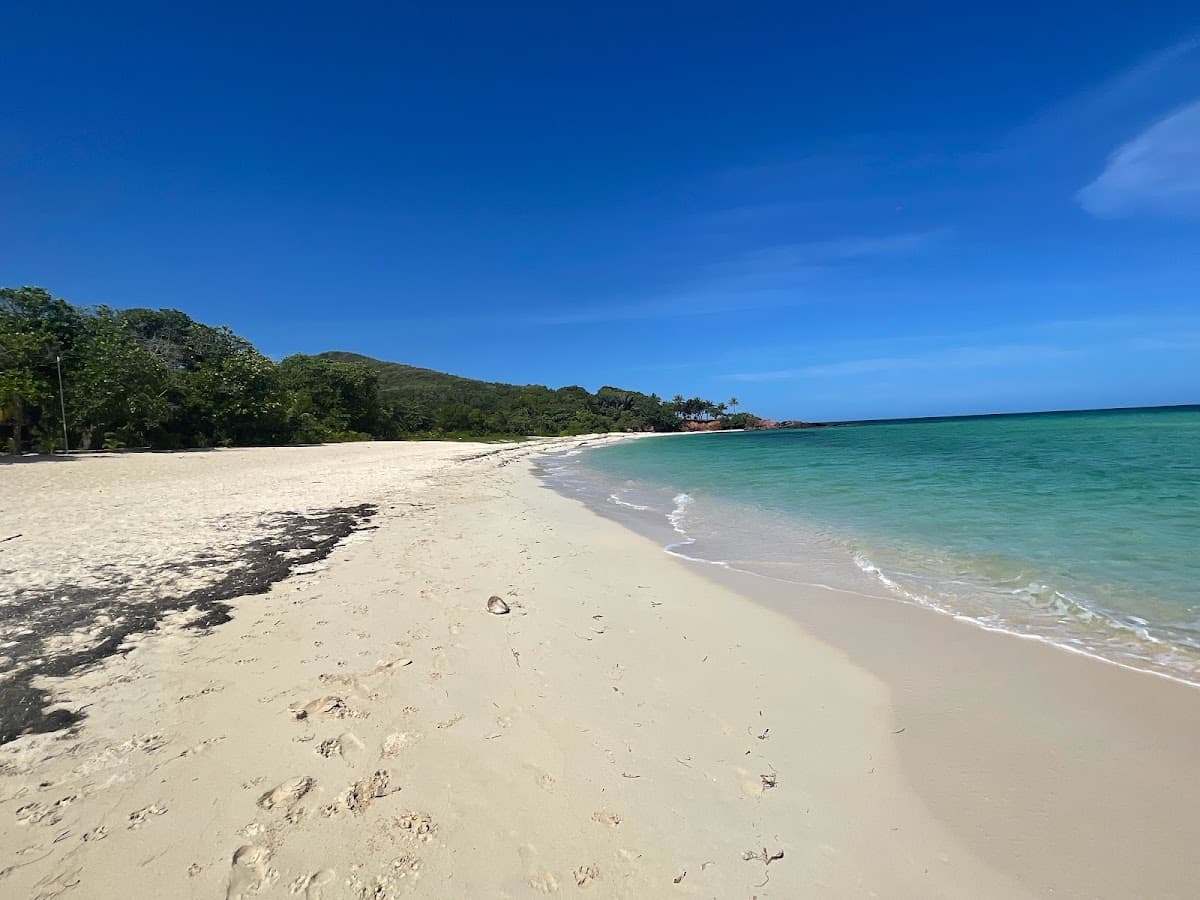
[1,286,758,452]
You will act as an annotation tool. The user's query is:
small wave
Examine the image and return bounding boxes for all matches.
[607,493,652,511]
[667,493,692,535]
[851,553,939,609]
[659,493,736,568]
[664,542,732,568]
[850,552,1200,688]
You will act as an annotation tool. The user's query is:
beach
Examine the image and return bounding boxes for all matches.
[2,440,1198,898]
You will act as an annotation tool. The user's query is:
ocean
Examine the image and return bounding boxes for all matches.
[538,406,1200,685]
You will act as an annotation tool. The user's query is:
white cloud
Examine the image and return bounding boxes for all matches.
[1078,99,1200,217]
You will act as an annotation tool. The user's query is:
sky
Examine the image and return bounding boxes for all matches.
[2,2,1198,421]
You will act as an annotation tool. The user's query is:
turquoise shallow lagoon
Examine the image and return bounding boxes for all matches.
[541,406,1200,684]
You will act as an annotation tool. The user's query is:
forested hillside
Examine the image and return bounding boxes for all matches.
[1,287,756,452]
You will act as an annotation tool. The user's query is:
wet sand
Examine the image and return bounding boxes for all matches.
[705,564,1200,898]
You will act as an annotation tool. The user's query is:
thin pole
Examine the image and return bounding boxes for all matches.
[56,355,69,453]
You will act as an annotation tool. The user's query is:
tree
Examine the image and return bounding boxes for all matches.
[0,287,83,452]
[278,355,385,441]
[114,308,280,446]
[67,309,171,448]
[0,330,49,452]
[193,347,287,445]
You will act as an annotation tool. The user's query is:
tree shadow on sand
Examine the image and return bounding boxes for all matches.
[0,503,377,745]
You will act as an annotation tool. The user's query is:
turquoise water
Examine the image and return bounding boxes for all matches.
[542,406,1200,683]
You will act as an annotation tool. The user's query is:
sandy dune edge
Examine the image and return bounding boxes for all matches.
[1,439,1021,898]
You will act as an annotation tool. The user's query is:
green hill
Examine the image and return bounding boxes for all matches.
[318,351,529,404]
[314,351,686,437]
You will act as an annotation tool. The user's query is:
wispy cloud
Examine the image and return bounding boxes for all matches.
[1002,35,1200,157]
[522,288,799,327]
[1077,99,1200,217]
[726,343,1081,382]
[1130,331,1200,352]
[1054,36,1199,128]
[741,229,947,269]
[722,309,1200,384]
[518,228,946,327]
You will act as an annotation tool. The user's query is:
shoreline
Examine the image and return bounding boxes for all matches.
[702,561,1200,898]
[546,430,1200,690]
[536,447,1200,896]
[1,440,1196,896]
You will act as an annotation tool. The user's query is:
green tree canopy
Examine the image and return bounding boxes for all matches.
[1,286,763,452]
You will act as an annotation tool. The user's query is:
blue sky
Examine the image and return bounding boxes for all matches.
[2,2,1197,420]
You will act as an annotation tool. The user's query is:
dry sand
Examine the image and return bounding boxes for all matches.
[0,440,1196,898]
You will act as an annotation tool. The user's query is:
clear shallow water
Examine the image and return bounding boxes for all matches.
[540,407,1200,684]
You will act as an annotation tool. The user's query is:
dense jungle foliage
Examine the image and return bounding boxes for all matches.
[1,287,756,452]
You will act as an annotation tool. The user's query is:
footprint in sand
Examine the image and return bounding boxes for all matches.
[288,868,335,898]
[257,777,314,811]
[393,811,437,842]
[120,733,168,754]
[127,803,167,829]
[315,732,366,760]
[381,732,422,757]
[367,658,413,676]
[178,685,223,703]
[227,845,278,899]
[519,844,560,894]
[347,871,400,898]
[317,672,358,687]
[591,812,621,827]
[289,696,358,721]
[178,736,228,758]
[390,854,423,882]
[15,798,74,827]
[341,770,393,816]
[237,821,267,839]
[285,805,308,825]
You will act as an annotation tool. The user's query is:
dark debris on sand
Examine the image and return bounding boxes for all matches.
[0,504,376,746]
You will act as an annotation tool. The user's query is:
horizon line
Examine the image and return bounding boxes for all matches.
[810,402,1200,428]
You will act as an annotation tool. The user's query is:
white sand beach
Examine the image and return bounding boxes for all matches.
[2,440,1198,898]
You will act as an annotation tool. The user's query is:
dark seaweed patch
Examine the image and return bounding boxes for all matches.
[0,503,376,745]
